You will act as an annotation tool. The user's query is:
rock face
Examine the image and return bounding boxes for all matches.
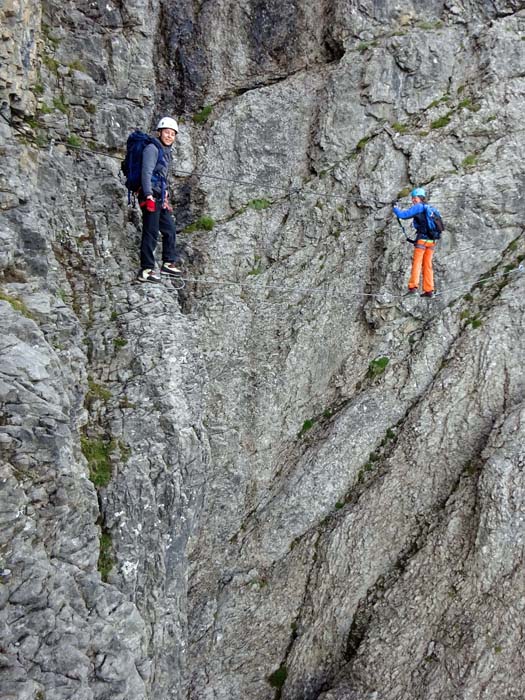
[1,1,525,699]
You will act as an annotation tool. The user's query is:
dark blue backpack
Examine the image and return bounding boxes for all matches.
[424,204,445,240]
[121,131,166,203]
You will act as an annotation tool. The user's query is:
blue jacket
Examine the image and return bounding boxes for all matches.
[393,203,432,241]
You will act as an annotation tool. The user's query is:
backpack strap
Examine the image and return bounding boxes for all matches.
[423,204,437,240]
[149,137,168,203]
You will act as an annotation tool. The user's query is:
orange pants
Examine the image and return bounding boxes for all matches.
[409,240,435,293]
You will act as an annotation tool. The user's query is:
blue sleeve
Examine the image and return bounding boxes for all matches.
[141,143,159,196]
[393,203,425,220]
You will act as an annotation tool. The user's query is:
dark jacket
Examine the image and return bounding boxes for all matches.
[141,141,172,197]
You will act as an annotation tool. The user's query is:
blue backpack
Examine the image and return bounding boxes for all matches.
[424,204,445,240]
[121,131,166,203]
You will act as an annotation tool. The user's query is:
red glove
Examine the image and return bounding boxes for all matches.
[140,198,156,212]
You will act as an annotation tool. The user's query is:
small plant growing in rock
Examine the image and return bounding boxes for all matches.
[470,317,482,329]
[87,378,112,403]
[355,136,370,150]
[68,59,85,72]
[392,122,409,133]
[248,198,271,210]
[67,135,82,147]
[381,427,396,446]
[23,116,40,129]
[268,665,287,689]
[42,23,61,48]
[98,530,114,581]
[184,216,215,233]
[0,291,34,319]
[193,105,213,124]
[462,154,477,169]
[458,98,481,112]
[428,96,450,109]
[417,20,443,30]
[298,418,315,437]
[42,54,60,73]
[81,436,114,487]
[39,103,54,115]
[461,313,482,329]
[53,96,69,114]
[34,131,48,147]
[367,356,389,378]
[430,113,452,129]
[247,256,263,275]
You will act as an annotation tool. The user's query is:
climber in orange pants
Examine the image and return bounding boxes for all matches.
[392,187,439,297]
[408,239,435,295]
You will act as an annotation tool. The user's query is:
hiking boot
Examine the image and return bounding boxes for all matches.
[160,262,182,277]
[420,291,434,298]
[407,287,418,294]
[137,268,161,283]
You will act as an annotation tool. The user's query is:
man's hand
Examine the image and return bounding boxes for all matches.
[140,196,156,212]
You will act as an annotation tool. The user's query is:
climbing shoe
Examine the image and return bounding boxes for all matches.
[137,268,161,283]
[420,291,434,298]
[160,262,182,277]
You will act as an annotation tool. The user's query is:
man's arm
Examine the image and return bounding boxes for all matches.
[393,202,425,219]
[141,143,159,197]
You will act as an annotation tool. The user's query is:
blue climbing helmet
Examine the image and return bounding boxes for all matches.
[411,187,427,199]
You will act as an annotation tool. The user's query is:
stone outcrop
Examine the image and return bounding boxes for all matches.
[1,1,524,699]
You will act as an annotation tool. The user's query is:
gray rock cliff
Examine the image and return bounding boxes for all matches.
[1,1,524,699]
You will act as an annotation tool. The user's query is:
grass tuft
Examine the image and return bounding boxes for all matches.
[98,531,114,581]
[248,198,271,210]
[0,291,34,319]
[184,216,215,233]
[367,356,389,378]
[81,436,113,487]
[268,665,287,689]
[193,105,213,124]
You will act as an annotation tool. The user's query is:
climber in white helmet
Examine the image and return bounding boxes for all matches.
[137,116,182,283]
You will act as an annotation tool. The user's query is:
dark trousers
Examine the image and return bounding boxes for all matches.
[140,204,177,270]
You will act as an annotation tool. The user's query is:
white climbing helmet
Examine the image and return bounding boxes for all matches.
[156,116,179,132]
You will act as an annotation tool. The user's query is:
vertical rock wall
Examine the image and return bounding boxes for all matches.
[1,1,524,699]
